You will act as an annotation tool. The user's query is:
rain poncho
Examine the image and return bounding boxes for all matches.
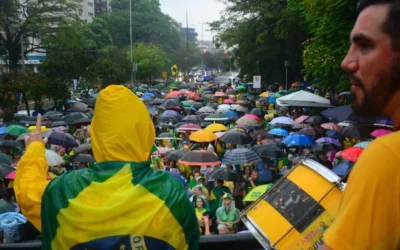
[15,85,199,250]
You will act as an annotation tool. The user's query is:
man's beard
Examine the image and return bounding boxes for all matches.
[351,56,400,117]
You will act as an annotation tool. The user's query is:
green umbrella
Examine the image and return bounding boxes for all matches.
[274,93,282,98]
[181,101,192,107]
[5,125,29,136]
[167,81,179,88]
[236,85,246,90]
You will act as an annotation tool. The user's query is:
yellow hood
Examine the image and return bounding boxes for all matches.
[91,85,155,162]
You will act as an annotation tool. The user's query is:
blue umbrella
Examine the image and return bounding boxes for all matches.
[141,96,153,102]
[143,93,155,98]
[354,141,371,148]
[332,162,354,177]
[160,110,183,120]
[326,130,340,140]
[268,128,289,137]
[0,127,6,135]
[224,111,240,118]
[282,133,315,146]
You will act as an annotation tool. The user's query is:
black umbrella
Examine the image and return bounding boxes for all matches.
[183,115,203,124]
[157,123,175,129]
[311,143,337,153]
[249,108,264,118]
[341,124,368,139]
[156,132,175,139]
[178,151,221,166]
[304,115,325,125]
[43,111,63,118]
[0,164,15,178]
[64,112,90,125]
[18,115,41,125]
[51,121,67,128]
[158,115,179,124]
[72,154,95,163]
[246,124,264,131]
[73,144,92,153]
[0,140,22,148]
[252,144,284,158]
[151,98,164,105]
[0,153,12,164]
[42,130,79,147]
[220,129,254,145]
[211,168,243,182]
[159,98,182,109]
[165,150,185,161]
[68,117,91,126]
[192,102,204,109]
[226,90,237,95]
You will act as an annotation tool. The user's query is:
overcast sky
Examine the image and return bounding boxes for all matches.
[159,0,226,41]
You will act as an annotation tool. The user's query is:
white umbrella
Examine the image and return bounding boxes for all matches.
[45,150,64,167]
[218,104,231,110]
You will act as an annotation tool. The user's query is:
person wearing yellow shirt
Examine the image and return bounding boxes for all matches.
[322,1,400,249]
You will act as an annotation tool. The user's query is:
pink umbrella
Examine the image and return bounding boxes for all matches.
[176,123,202,132]
[370,129,392,137]
[321,122,342,132]
[223,99,234,104]
[6,170,52,180]
[243,114,262,121]
[295,115,309,124]
[215,132,226,138]
[215,92,226,97]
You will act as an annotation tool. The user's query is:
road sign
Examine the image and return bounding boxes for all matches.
[132,63,138,73]
[162,72,168,79]
[253,75,261,88]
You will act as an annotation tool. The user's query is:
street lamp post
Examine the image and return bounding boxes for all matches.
[129,0,133,85]
[284,61,289,90]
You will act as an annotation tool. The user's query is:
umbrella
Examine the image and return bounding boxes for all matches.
[45,149,65,167]
[252,144,284,158]
[181,101,192,107]
[0,153,12,164]
[243,184,274,202]
[210,167,243,182]
[161,110,183,120]
[224,148,260,165]
[51,121,67,128]
[158,115,180,124]
[192,102,204,109]
[294,115,310,124]
[341,125,368,140]
[0,140,22,148]
[52,126,67,131]
[321,122,342,132]
[370,129,392,138]
[292,124,310,130]
[72,154,95,163]
[182,115,203,124]
[0,164,15,178]
[204,113,228,122]
[236,116,259,126]
[270,117,295,126]
[157,123,175,129]
[224,111,240,119]
[156,132,175,140]
[299,127,317,138]
[165,91,183,99]
[282,133,315,146]
[43,111,63,118]
[177,123,202,132]
[223,99,234,104]
[217,104,231,111]
[0,126,5,135]
[332,162,354,177]
[0,199,17,214]
[159,98,183,109]
[70,102,88,112]
[249,108,264,118]
[73,144,92,153]
[268,128,289,137]
[304,115,324,124]
[189,130,217,143]
[230,105,248,113]
[205,123,228,132]
[42,130,79,147]
[311,143,337,153]
[215,132,226,138]
[326,130,341,140]
[178,150,221,166]
[165,150,185,161]
[373,119,393,128]
[354,141,371,148]
[198,107,215,114]
[316,137,341,147]
[5,125,29,136]
[68,117,91,126]
[226,89,237,95]
[151,98,164,105]
[220,129,254,145]
[64,112,90,125]
[341,147,364,162]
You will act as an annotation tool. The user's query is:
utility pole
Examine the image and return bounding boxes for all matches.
[284,61,289,90]
[20,36,25,74]
[201,23,204,70]
[129,0,134,85]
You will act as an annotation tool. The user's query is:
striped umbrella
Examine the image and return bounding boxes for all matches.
[223,148,260,165]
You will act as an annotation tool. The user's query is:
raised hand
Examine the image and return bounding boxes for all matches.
[24,114,48,148]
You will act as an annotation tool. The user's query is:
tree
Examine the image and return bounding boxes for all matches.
[171,39,201,74]
[131,42,169,81]
[287,0,357,89]
[0,0,81,71]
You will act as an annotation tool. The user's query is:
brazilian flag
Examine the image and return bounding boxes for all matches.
[171,64,178,76]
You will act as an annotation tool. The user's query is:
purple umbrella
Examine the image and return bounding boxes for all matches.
[316,137,341,147]
[373,119,393,128]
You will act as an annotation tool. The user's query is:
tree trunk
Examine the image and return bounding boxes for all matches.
[22,91,30,116]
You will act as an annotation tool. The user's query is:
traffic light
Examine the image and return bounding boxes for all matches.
[202,49,207,55]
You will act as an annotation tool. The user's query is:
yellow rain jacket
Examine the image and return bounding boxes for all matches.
[15,85,199,250]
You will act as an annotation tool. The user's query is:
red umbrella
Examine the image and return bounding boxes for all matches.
[370,129,392,138]
[341,147,364,162]
[243,114,262,121]
[183,91,200,100]
[223,99,234,104]
[164,91,183,99]
[321,122,342,132]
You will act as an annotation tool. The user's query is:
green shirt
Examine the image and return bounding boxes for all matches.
[244,178,264,193]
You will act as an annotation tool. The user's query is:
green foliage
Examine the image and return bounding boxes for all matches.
[131,42,170,80]
[171,40,201,73]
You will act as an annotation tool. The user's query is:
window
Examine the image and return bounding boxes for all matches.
[88,2,93,6]
[79,9,83,16]
[88,12,93,16]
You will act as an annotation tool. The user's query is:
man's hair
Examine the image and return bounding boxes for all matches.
[358,0,400,50]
